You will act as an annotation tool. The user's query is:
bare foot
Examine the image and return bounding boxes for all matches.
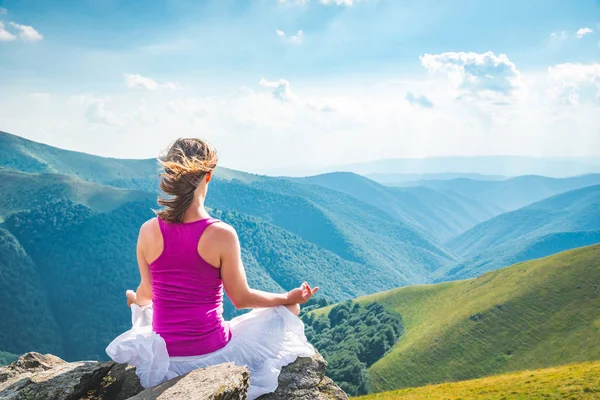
[126,290,137,307]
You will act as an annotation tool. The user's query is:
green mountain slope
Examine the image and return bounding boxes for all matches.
[250,179,456,283]
[3,195,396,360]
[0,168,154,220]
[341,245,600,393]
[0,228,62,356]
[1,131,452,284]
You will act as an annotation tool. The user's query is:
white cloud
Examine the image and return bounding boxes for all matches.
[85,100,120,126]
[0,22,16,41]
[548,63,600,105]
[576,28,593,38]
[420,51,520,97]
[276,29,304,45]
[9,22,43,41]
[320,0,353,5]
[123,73,178,90]
[406,92,434,108]
[550,30,568,42]
[259,77,298,103]
[30,92,52,100]
[0,7,7,15]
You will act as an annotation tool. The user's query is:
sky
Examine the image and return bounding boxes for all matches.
[1,0,599,174]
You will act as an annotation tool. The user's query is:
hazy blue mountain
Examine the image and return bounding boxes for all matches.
[448,185,600,257]
[437,186,600,280]
[338,156,600,178]
[367,172,508,185]
[293,172,501,241]
[397,174,600,213]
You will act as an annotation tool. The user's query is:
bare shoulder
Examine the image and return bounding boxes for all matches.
[205,221,237,241]
[139,218,161,241]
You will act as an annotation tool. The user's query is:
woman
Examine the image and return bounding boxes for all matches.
[106,138,318,399]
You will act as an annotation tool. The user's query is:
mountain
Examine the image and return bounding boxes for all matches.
[338,155,600,178]
[437,185,600,280]
[0,168,154,221]
[292,172,501,241]
[366,172,508,185]
[354,360,600,400]
[310,245,600,393]
[0,130,448,360]
[395,174,600,213]
[0,131,454,286]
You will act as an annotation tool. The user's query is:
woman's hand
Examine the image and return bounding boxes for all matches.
[126,290,137,307]
[286,282,319,305]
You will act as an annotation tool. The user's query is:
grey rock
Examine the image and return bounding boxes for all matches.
[0,350,347,400]
[126,363,249,400]
[0,353,113,400]
[258,352,348,400]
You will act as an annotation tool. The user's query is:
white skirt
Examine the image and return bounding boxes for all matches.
[106,304,315,399]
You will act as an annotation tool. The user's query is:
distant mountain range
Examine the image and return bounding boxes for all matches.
[1,129,599,381]
[336,155,600,178]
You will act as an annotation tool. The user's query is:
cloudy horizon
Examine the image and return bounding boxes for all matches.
[1,0,599,174]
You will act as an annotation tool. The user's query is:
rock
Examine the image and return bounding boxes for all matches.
[0,353,113,400]
[126,363,249,400]
[258,352,348,400]
[0,350,347,400]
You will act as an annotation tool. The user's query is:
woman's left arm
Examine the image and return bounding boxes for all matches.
[130,224,153,306]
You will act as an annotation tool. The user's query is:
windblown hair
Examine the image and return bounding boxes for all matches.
[156,138,219,223]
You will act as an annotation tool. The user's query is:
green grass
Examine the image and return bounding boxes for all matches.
[353,361,600,400]
[319,245,600,393]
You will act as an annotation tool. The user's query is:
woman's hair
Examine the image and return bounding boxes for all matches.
[156,138,219,223]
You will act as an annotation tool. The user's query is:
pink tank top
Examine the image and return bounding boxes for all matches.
[150,217,231,357]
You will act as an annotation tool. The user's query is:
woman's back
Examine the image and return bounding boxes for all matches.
[150,217,231,357]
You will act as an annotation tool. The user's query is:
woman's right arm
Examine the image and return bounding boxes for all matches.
[218,224,318,309]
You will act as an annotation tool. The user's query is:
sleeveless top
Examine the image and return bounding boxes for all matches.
[150,217,232,357]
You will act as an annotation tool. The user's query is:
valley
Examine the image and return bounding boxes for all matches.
[1,130,599,397]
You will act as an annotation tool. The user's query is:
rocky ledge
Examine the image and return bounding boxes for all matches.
[0,351,347,400]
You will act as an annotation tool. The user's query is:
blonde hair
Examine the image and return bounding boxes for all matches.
[156,138,218,223]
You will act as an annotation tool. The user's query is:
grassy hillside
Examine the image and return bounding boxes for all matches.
[353,361,600,400]
[295,172,500,241]
[319,245,600,393]
[401,174,600,213]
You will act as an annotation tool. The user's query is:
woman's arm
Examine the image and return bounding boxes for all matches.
[129,222,153,306]
[219,224,318,309]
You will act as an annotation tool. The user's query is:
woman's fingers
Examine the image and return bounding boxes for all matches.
[311,287,319,295]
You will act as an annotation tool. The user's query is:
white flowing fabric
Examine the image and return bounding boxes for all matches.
[106,304,315,399]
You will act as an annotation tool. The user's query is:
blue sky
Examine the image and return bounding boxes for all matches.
[1,0,599,173]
